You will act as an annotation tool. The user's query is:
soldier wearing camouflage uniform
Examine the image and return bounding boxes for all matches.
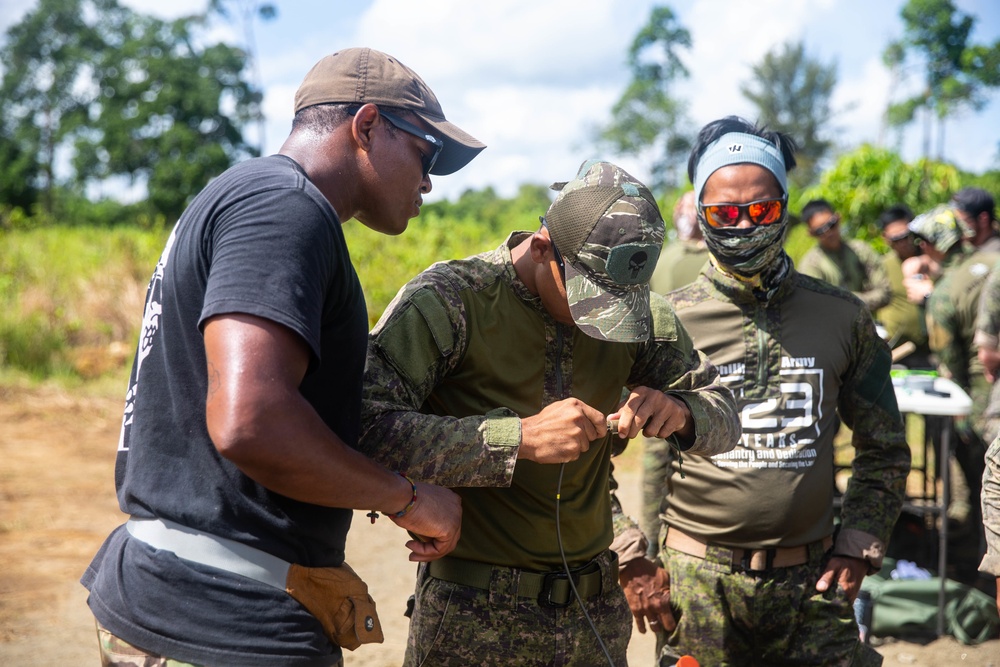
[797,199,892,313]
[649,191,709,295]
[623,116,910,667]
[980,437,1000,615]
[874,205,931,367]
[970,191,1000,444]
[915,205,997,540]
[976,261,1000,445]
[358,160,740,667]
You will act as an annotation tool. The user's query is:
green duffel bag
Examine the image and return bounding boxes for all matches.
[861,560,999,645]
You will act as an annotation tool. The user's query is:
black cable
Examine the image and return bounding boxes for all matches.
[555,462,616,667]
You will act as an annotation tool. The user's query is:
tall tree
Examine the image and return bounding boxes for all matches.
[0,0,260,220]
[596,5,692,190]
[740,41,837,189]
[0,0,98,212]
[883,0,1000,160]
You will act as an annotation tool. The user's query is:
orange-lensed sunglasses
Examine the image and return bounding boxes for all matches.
[699,197,787,228]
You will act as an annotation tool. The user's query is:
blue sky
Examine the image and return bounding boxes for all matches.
[2,0,999,204]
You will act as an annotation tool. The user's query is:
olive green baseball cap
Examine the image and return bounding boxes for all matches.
[545,160,665,343]
[294,47,485,175]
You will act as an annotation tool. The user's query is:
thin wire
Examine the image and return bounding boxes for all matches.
[555,462,616,667]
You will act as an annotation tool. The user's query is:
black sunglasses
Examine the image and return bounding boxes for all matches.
[539,217,566,279]
[810,214,840,237]
[349,106,444,177]
[885,230,913,244]
[699,197,787,228]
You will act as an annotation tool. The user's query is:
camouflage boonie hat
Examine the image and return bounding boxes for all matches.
[545,159,664,342]
[908,204,973,253]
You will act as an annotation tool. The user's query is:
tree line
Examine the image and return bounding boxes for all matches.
[0,0,997,230]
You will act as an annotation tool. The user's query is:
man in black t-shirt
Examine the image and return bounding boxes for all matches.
[81,48,484,667]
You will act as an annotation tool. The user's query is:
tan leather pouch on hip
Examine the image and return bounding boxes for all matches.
[285,561,384,651]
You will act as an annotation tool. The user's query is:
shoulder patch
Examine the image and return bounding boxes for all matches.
[650,293,678,342]
[374,285,458,388]
[411,287,455,356]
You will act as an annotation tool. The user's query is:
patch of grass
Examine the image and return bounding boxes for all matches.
[0,226,168,379]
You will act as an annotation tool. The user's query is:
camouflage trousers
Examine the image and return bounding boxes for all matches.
[95,621,344,667]
[404,550,631,666]
[655,546,883,667]
[96,622,203,667]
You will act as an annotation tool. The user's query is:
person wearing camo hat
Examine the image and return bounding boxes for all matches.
[358,159,740,666]
[900,204,973,306]
[619,116,909,666]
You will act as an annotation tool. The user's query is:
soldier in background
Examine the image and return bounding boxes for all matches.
[919,203,999,556]
[980,438,1000,615]
[649,191,709,294]
[798,198,891,313]
[874,204,932,368]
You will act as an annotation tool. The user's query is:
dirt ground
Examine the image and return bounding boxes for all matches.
[1,382,998,666]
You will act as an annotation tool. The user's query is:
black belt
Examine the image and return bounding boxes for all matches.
[427,554,612,607]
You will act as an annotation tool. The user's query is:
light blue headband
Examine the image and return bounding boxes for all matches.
[693,132,787,203]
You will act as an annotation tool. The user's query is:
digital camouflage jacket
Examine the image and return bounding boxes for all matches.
[358,232,740,570]
[641,260,910,570]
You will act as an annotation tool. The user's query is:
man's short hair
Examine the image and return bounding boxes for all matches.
[877,204,914,230]
[291,103,353,133]
[291,103,412,136]
[952,187,996,221]
[801,199,834,224]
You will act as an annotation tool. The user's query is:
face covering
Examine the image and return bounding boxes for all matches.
[700,218,788,278]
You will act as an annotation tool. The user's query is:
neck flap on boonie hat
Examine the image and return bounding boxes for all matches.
[908,204,970,253]
[544,160,665,343]
[293,47,485,175]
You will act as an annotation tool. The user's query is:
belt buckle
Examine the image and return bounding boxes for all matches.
[739,548,775,572]
[538,571,574,608]
[537,559,603,607]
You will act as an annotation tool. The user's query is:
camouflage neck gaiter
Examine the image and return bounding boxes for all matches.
[700,218,789,278]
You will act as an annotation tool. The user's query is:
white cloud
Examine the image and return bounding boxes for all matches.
[833,54,894,151]
[680,0,816,128]
[1,0,998,204]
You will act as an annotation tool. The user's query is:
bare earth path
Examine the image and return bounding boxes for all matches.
[1,383,997,665]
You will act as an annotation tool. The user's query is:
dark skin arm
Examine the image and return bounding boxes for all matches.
[816,556,869,603]
[619,558,675,634]
[203,313,461,561]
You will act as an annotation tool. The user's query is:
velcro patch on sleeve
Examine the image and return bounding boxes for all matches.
[650,293,678,342]
[375,287,456,387]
